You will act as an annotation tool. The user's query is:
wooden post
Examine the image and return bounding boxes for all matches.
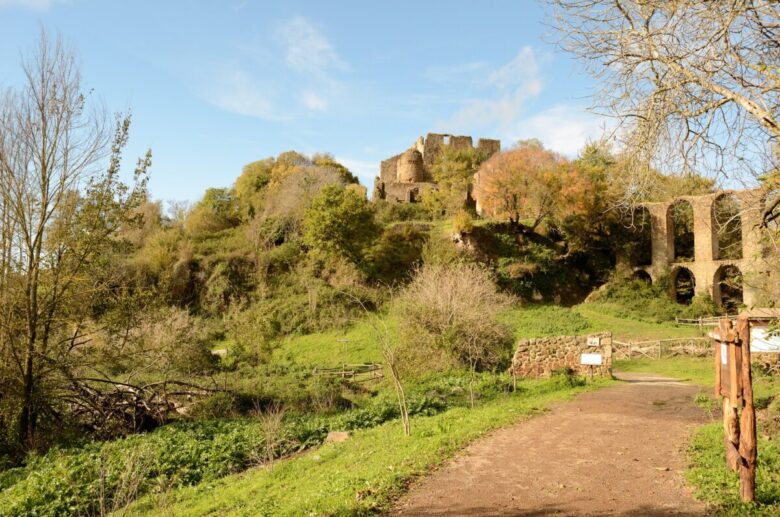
[714,340,721,399]
[723,397,741,472]
[737,317,756,502]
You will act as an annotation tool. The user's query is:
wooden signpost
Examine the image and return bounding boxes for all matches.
[711,316,756,502]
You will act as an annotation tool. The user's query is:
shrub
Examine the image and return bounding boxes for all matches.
[587,274,720,323]
[393,263,515,377]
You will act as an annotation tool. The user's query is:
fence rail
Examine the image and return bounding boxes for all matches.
[613,337,712,360]
[675,315,738,328]
[312,363,383,381]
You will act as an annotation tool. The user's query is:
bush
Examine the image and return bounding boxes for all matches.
[587,274,720,323]
[393,263,515,375]
[364,223,427,284]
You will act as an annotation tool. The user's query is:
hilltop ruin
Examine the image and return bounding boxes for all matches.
[372,133,500,203]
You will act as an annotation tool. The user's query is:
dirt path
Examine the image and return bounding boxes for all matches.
[393,373,712,516]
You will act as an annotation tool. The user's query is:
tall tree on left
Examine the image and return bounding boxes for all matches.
[0,32,150,452]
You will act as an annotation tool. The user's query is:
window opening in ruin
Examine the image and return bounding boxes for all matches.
[408,188,418,203]
[673,267,696,304]
[633,269,652,285]
[716,265,743,312]
[669,200,695,261]
[628,206,652,266]
[713,194,743,260]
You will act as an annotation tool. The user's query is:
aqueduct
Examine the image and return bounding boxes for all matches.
[629,189,766,309]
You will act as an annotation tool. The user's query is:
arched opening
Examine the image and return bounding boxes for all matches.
[628,206,652,266]
[669,200,695,261]
[633,269,652,285]
[673,267,696,305]
[713,194,742,260]
[715,265,743,312]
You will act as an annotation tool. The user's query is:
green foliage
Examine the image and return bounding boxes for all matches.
[184,188,240,235]
[121,376,609,516]
[587,275,720,323]
[364,223,427,284]
[303,185,378,265]
[373,200,432,226]
[0,419,323,517]
[427,145,490,217]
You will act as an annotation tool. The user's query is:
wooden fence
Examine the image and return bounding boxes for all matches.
[312,363,383,382]
[612,337,712,360]
[675,315,738,331]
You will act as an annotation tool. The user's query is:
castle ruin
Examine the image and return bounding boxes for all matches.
[373,133,500,203]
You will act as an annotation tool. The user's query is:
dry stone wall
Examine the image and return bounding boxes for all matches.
[510,332,613,378]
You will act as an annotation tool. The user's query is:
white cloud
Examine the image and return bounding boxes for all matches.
[508,105,611,157]
[0,0,61,9]
[202,65,284,120]
[424,61,487,83]
[336,157,378,189]
[300,91,328,112]
[198,17,347,119]
[277,16,347,78]
[438,47,544,132]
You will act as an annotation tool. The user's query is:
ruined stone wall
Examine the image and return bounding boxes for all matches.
[382,182,435,204]
[373,132,501,203]
[510,332,613,378]
[636,189,767,308]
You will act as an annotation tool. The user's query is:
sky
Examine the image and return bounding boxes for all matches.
[0,0,607,204]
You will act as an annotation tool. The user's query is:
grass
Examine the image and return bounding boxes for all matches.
[575,302,702,341]
[274,303,699,369]
[272,317,389,367]
[121,377,611,516]
[614,357,713,385]
[687,424,780,515]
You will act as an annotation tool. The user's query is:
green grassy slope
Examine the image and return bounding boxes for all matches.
[275,303,699,368]
[122,378,611,516]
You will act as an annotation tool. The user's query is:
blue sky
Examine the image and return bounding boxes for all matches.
[0,0,606,204]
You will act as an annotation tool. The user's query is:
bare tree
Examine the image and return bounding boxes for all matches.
[547,0,780,220]
[0,32,149,450]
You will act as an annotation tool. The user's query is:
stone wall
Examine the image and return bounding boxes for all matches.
[510,332,613,378]
[637,189,766,307]
[373,132,500,203]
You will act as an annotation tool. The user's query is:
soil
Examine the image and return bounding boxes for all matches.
[392,372,712,516]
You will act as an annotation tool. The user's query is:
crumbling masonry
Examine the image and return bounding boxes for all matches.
[373,133,500,203]
[631,189,769,308]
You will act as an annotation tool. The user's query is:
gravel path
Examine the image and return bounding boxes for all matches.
[393,372,711,516]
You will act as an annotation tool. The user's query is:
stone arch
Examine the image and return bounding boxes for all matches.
[632,269,652,285]
[713,193,742,260]
[672,267,696,305]
[668,200,695,261]
[628,206,652,266]
[714,264,743,312]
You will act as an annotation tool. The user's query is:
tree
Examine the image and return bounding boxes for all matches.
[0,32,149,451]
[425,145,490,217]
[303,185,378,265]
[547,0,780,221]
[473,143,565,229]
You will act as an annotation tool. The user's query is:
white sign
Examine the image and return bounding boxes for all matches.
[580,353,603,366]
[750,326,780,353]
[587,336,601,347]
[721,343,728,365]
